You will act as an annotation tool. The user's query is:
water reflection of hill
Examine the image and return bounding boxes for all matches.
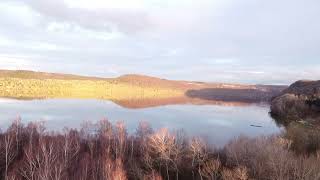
[112,86,284,109]
[112,96,252,109]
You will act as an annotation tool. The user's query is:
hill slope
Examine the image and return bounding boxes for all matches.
[0,70,110,80]
[0,70,286,107]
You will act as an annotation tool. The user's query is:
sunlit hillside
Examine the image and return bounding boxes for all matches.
[0,78,183,100]
[0,70,285,103]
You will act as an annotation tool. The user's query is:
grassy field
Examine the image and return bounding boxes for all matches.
[0,77,184,100]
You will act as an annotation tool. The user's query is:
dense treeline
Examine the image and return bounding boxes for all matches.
[0,120,320,180]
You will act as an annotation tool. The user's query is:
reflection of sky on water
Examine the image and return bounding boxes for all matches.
[0,98,281,146]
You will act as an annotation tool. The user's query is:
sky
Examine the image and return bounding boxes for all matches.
[0,0,319,84]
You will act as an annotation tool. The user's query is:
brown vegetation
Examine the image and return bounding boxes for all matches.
[0,120,319,180]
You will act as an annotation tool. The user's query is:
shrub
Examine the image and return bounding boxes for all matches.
[0,120,319,180]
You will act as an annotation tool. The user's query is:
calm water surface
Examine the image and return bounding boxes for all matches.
[0,98,281,146]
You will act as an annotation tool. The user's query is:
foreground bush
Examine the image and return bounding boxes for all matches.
[0,120,319,180]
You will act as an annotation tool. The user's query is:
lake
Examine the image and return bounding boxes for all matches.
[0,98,281,146]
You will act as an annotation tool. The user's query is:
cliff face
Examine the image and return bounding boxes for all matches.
[270,80,320,122]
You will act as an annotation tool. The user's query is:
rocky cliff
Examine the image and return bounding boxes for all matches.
[270,80,320,123]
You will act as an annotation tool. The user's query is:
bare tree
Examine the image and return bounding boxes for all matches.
[4,131,17,179]
[98,119,113,154]
[112,158,127,180]
[62,129,80,169]
[20,144,37,180]
[1,120,320,180]
[115,121,127,159]
[148,128,178,180]
[199,159,221,179]
[189,137,208,179]
[38,140,58,180]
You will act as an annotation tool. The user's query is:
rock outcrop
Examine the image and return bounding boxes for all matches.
[270,80,320,123]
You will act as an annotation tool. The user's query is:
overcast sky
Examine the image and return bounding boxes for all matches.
[0,0,319,84]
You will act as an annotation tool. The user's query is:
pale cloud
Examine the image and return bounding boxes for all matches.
[0,0,319,84]
[29,42,60,51]
[9,0,151,34]
[0,35,14,47]
[46,22,70,32]
[0,54,33,70]
[211,58,238,65]
[63,0,218,10]
[0,2,41,27]
[47,22,124,40]
[64,0,147,10]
